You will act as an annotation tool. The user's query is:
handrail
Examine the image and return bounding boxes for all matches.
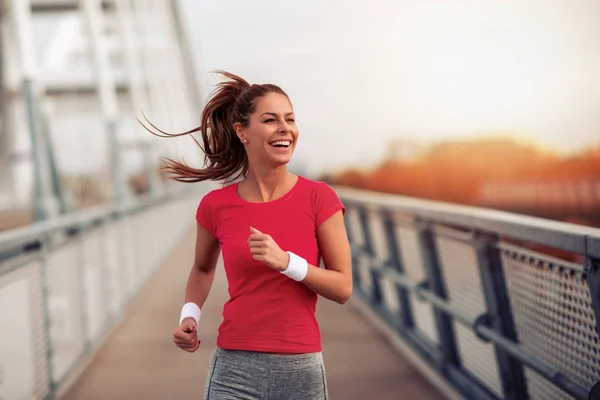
[335,186,600,256]
[0,184,202,400]
[0,187,198,254]
[336,185,600,400]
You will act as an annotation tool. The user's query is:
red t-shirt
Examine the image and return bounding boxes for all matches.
[195,176,345,354]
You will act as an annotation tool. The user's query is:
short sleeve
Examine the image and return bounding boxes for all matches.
[314,182,346,227]
[195,192,217,238]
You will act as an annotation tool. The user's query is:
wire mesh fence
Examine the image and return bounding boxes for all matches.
[0,187,202,400]
[339,186,600,400]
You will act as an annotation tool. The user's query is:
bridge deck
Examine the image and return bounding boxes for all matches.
[58,228,445,400]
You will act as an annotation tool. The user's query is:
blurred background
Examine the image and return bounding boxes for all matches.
[0,0,204,232]
[2,1,600,399]
[179,0,600,228]
[2,0,600,233]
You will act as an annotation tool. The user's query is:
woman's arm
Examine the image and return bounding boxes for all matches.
[182,223,221,320]
[300,210,353,304]
[173,223,220,353]
[248,210,353,305]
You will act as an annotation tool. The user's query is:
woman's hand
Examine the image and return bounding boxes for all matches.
[247,227,289,272]
[172,318,200,353]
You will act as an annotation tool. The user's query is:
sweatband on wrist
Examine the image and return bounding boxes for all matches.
[179,302,201,326]
[281,251,308,281]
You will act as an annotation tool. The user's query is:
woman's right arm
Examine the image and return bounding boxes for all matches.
[172,223,220,353]
[184,223,221,308]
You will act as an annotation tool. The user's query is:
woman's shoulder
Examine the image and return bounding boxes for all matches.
[198,182,237,206]
[296,176,343,205]
[297,176,338,195]
[297,175,324,187]
[296,176,345,224]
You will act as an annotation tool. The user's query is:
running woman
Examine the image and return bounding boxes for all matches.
[142,71,352,400]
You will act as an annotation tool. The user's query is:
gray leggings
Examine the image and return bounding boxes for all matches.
[204,347,328,400]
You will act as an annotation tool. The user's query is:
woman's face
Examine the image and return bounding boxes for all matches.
[235,92,299,168]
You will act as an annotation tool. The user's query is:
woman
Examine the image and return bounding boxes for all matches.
[141,71,352,399]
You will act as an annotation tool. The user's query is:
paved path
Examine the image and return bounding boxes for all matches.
[59,227,445,400]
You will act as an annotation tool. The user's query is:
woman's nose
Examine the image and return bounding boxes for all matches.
[277,121,292,133]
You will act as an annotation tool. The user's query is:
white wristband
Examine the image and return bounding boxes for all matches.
[281,251,308,281]
[179,302,201,326]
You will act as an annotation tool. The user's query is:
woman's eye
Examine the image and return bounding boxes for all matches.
[287,119,295,123]
[263,118,275,123]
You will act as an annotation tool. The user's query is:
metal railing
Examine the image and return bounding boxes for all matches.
[337,186,600,400]
[0,185,205,400]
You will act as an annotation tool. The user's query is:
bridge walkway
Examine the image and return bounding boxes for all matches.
[58,226,445,400]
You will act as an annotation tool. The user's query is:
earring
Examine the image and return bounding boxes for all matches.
[243,139,248,143]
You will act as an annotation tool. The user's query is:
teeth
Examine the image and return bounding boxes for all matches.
[271,141,291,146]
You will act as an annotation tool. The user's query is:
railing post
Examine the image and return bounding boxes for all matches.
[474,232,528,400]
[76,229,92,354]
[585,253,600,358]
[39,235,56,398]
[382,211,414,330]
[344,207,361,292]
[358,206,383,306]
[585,248,600,399]
[99,221,114,326]
[415,219,459,370]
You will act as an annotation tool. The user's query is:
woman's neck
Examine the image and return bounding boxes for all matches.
[240,165,297,202]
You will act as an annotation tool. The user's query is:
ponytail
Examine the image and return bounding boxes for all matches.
[138,70,288,184]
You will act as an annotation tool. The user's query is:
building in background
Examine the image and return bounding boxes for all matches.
[0,0,203,227]
[476,178,600,226]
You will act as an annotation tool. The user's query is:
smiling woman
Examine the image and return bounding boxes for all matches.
[139,71,292,184]
[138,71,352,400]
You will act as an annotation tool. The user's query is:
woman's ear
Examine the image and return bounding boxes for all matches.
[234,122,247,143]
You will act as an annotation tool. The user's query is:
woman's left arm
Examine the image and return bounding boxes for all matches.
[248,204,353,304]
[299,210,353,304]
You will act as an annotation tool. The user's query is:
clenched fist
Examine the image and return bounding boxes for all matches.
[247,226,289,272]
[172,317,200,353]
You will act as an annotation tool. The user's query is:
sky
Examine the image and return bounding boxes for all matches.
[178,0,600,176]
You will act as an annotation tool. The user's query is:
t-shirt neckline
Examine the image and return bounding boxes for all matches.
[233,176,304,205]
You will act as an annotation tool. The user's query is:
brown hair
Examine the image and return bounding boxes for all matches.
[138,71,289,184]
